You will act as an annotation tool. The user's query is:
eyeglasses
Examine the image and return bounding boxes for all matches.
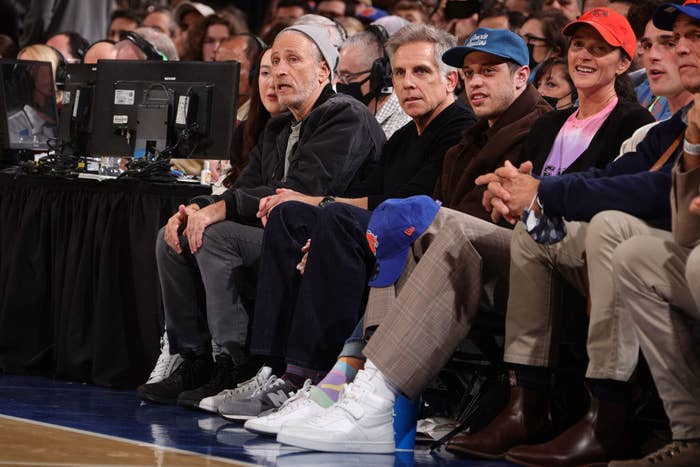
[522,33,548,45]
[337,69,371,84]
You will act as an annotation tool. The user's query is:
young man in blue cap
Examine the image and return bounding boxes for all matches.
[272,27,552,453]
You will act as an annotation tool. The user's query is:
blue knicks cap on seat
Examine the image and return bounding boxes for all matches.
[653,0,700,31]
[366,195,440,288]
[442,27,529,68]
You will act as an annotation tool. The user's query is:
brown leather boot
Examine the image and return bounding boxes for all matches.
[445,385,554,459]
[505,395,630,466]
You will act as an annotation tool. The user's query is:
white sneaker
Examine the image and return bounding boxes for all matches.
[199,365,273,413]
[244,380,325,436]
[276,369,395,454]
[145,333,183,384]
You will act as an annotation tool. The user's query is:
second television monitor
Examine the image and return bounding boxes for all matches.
[90,60,239,159]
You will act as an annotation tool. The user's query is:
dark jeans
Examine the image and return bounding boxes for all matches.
[249,201,373,371]
[156,220,263,362]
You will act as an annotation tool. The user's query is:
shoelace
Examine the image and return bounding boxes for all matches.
[149,341,177,378]
[252,375,285,397]
[646,441,695,463]
[221,370,269,401]
[268,380,313,416]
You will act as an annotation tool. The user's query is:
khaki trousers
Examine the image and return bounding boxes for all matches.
[613,239,700,439]
[504,210,672,381]
[363,208,512,399]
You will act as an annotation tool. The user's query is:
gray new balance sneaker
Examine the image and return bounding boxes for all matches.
[218,375,297,422]
[199,366,273,413]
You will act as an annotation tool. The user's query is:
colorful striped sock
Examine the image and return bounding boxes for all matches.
[309,357,364,408]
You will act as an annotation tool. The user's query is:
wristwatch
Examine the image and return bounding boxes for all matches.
[318,195,336,208]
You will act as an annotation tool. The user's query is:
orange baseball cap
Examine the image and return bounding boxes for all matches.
[562,7,636,59]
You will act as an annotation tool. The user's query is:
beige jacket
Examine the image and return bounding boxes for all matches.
[671,159,700,247]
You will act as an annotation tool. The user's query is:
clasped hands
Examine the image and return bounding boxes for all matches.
[164,202,224,255]
[475,160,541,224]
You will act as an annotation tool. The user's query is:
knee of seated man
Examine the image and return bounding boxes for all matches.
[586,210,636,247]
[611,235,660,279]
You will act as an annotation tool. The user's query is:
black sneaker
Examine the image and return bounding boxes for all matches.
[137,353,213,405]
[177,353,242,409]
[218,375,297,421]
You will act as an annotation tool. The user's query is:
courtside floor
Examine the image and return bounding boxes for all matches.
[0,373,515,466]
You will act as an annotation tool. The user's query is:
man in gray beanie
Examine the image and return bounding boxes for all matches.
[137,25,386,409]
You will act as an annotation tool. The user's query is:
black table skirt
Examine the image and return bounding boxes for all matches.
[0,174,210,388]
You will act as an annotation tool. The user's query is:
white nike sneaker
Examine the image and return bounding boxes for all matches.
[276,369,395,454]
[244,380,325,436]
[145,333,183,385]
[199,366,273,413]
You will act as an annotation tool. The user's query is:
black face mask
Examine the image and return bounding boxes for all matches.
[542,92,574,110]
[336,75,373,105]
[543,95,559,109]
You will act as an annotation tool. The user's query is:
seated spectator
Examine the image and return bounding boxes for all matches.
[143,6,175,38]
[478,2,511,30]
[115,27,179,61]
[185,14,237,62]
[316,0,354,20]
[136,25,386,409]
[393,0,430,24]
[107,9,140,42]
[263,26,551,451]
[83,40,117,64]
[336,15,366,36]
[534,57,576,109]
[519,10,569,77]
[214,23,475,423]
[274,0,310,22]
[172,1,215,59]
[542,0,581,20]
[506,0,531,15]
[17,44,65,106]
[632,0,683,121]
[0,34,18,59]
[46,31,89,63]
[145,46,285,387]
[336,27,411,138]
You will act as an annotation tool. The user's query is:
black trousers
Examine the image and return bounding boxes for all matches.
[250,201,373,371]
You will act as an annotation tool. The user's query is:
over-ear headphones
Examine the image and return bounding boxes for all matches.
[67,32,90,62]
[366,24,392,96]
[120,31,168,61]
[236,33,267,85]
[46,44,67,87]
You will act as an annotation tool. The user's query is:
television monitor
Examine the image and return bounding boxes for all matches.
[89,60,239,159]
[58,63,98,155]
[0,59,60,155]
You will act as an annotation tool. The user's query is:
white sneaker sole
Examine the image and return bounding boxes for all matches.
[243,419,279,436]
[277,431,395,454]
[219,412,257,422]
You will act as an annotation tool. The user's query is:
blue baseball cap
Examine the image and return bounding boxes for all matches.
[442,27,529,68]
[366,195,440,288]
[654,1,700,31]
